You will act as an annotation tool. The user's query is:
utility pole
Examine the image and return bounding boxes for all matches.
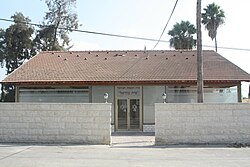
[197,0,204,103]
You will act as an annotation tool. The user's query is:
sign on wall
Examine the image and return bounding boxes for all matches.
[116,86,141,98]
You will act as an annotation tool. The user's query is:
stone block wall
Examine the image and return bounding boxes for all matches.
[0,103,111,144]
[155,103,250,145]
[143,125,155,132]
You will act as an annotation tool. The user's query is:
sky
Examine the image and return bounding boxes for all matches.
[0,0,250,97]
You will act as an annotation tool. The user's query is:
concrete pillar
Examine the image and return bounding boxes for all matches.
[237,83,242,103]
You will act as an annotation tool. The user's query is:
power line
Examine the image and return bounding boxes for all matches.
[203,45,250,52]
[0,18,169,43]
[152,0,179,50]
[0,18,250,52]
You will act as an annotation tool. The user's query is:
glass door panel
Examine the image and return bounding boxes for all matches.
[130,99,140,130]
[117,99,127,130]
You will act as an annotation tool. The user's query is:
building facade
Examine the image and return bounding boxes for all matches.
[2,50,250,132]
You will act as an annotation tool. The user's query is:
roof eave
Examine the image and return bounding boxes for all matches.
[1,79,249,86]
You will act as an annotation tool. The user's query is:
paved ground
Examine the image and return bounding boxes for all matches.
[243,98,250,103]
[0,133,250,167]
[111,132,155,147]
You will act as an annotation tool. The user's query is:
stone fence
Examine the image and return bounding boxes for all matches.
[0,103,111,144]
[155,103,250,145]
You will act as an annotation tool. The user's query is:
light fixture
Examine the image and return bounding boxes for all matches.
[162,93,167,103]
[104,93,109,103]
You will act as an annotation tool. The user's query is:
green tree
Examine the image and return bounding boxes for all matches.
[35,0,79,51]
[0,29,5,101]
[0,12,34,102]
[168,21,196,50]
[202,3,225,52]
[0,29,5,67]
[3,13,34,74]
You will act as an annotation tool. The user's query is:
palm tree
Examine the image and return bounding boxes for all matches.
[168,21,196,50]
[202,3,225,52]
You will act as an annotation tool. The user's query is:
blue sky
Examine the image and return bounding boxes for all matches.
[1,0,250,97]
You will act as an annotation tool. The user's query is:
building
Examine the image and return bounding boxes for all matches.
[2,50,250,132]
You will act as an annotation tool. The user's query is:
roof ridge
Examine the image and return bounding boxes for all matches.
[40,50,215,53]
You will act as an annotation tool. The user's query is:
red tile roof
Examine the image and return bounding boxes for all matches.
[2,50,250,84]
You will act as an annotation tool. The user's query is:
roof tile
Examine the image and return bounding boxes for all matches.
[2,50,250,83]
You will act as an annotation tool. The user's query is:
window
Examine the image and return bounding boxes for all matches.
[18,87,89,103]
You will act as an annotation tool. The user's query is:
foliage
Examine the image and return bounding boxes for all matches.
[0,12,34,74]
[0,12,34,102]
[201,3,225,52]
[34,0,79,51]
[0,29,5,68]
[168,21,196,50]
[0,1,79,101]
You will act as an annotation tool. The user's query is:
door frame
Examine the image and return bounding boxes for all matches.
[115,86,142,131]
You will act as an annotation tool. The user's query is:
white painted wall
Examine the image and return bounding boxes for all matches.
[155,103,250,145]
[0,103,111,144]
[143,86,164,124]
[91,86,114,124]
[143,86,237,125]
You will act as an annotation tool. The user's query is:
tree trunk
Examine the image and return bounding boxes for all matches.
[237,83,242,102]
[196,0,204,103]
[215,35,218,52]
[0,84,4,102]
[52,2,62,50]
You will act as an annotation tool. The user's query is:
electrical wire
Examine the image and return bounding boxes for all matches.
[0,18,168,43]
[152,0,179,50]
[0,18,250,52]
